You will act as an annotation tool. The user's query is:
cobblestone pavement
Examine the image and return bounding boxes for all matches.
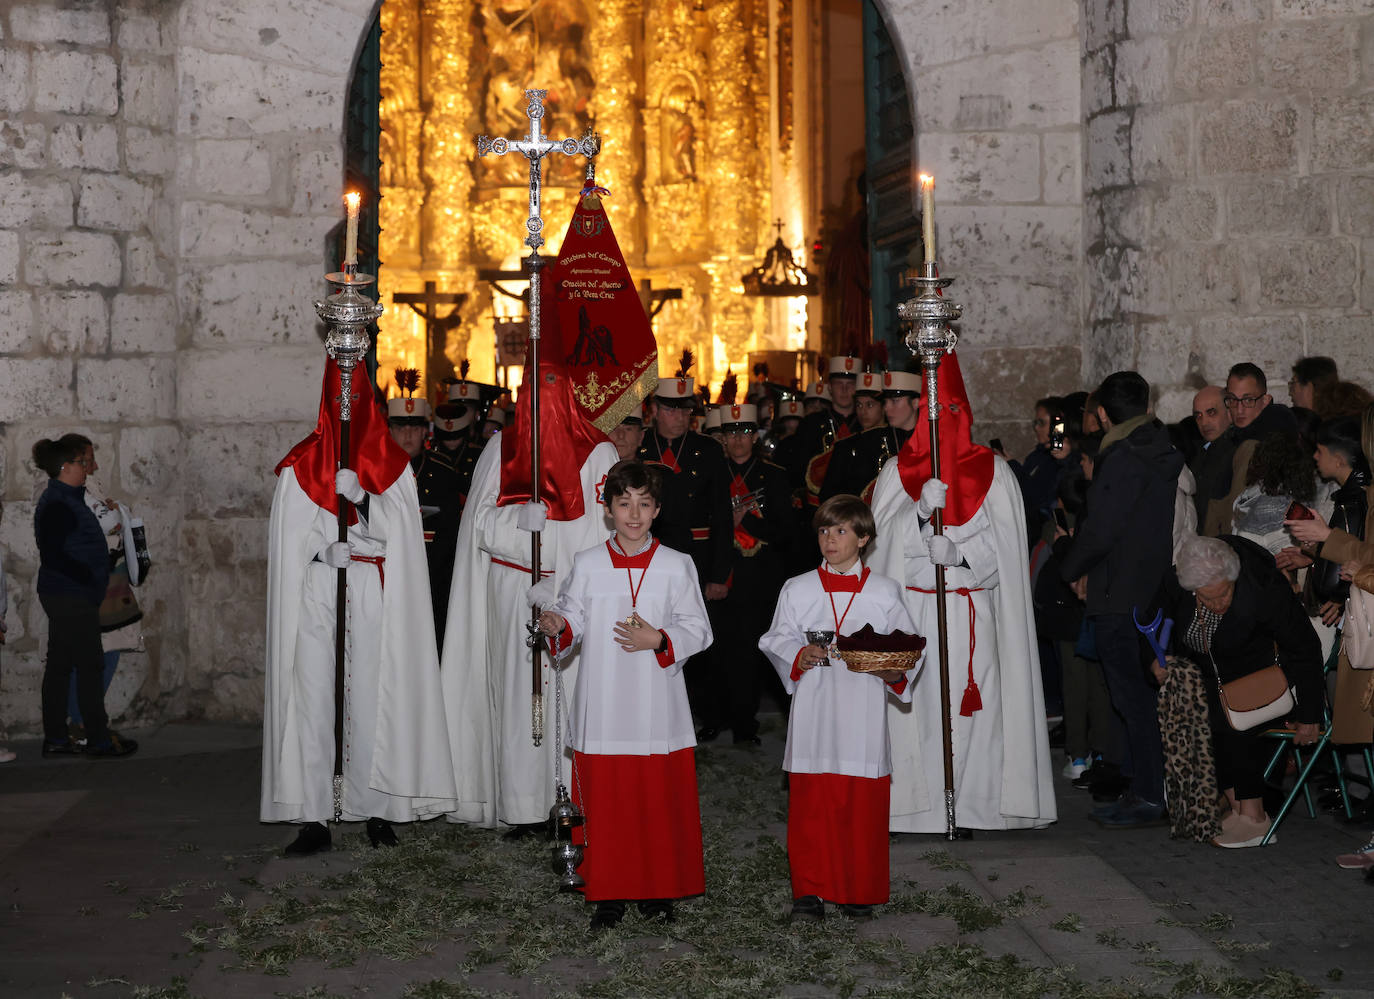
[1,720,1370,997]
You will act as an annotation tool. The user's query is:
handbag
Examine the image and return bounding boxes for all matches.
[1344,584,1374,670]
[1209,652,1295,732]
[99,556,143,632]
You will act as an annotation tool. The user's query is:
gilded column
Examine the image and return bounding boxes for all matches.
[588,0,643,265]
[379,0,424,270]
[420,0,475,276]
[705,0,759,373]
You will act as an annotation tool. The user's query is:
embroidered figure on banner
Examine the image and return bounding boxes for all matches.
[566,305,619,368]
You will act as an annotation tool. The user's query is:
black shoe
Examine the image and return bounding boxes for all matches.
[501,821,547,841]
[366,817,398,848]
[837,903,874,920]
[637,899,675,923]
[590,901,626,931]
[695,726,721,743]
[41,739,82,758]
[85,733,138,758]
[283,821,331,857]
[789,894,824,923]
[1074,760,1119,790]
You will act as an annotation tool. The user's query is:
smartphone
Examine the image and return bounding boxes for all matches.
[989,438,1004,453]
[1049,418,1067,451]
[1286,501,1315,521]
[1054,508,1070,532]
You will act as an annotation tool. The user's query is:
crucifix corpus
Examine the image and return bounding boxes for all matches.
[393,281,467,391]
[476,88,601,748]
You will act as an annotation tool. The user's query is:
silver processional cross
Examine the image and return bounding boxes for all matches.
[476,89,599,749]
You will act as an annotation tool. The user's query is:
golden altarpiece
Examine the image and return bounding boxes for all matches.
[373,0,826,400]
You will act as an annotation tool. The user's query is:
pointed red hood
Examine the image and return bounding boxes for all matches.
[497,360,609,520]
[895,351,994,527]
[275,359,411,517]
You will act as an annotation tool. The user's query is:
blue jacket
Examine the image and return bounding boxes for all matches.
[34,479,109,605]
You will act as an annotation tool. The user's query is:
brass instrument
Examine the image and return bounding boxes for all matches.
[731,490,765,515]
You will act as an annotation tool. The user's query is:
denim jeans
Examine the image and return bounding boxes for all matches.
[1092,613,1166,805]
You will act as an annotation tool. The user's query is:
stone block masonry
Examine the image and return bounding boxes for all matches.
[1080,0,1374,422]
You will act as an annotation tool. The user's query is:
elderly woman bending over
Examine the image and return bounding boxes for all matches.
[1158,535,1323,849]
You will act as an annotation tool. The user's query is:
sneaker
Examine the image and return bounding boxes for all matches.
[41,739,82,758]
[1095,793,1168,829]
[1062,757,1089,780]
[1211,814,1274,849]
[84,733,138,758]
[1335,839,1374,869]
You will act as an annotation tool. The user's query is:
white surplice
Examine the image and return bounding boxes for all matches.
[550,539,713,756]
[262,466,458,824]
[759,563,920,778]
[440,434,620,827]
[869,457,1057,832]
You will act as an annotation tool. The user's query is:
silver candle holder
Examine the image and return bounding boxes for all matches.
[314,266,384,824]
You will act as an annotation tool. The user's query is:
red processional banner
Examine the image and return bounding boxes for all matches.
[496,189,659,519]
[546,190,658,432]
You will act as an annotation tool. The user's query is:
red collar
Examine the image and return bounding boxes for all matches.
[818,565,869,593]
[608,537,659,569]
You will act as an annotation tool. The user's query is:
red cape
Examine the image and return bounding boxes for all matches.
[275,359,411,518]
[895,351,994,527]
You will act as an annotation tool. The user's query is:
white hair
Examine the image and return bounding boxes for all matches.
[1175,534,1241,591]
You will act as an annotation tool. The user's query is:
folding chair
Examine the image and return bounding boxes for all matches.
[1258,643,1374,845]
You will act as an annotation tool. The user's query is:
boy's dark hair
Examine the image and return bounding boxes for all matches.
[813,494,877,555]
[1227,362,1268,393]
[1094,371,1150,425]
[1314,417,1366,472]
[603,459,663,504]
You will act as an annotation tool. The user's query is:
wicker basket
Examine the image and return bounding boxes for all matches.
[840,648,922,674]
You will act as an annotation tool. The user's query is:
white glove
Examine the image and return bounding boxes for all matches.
[916,478,948,520]
[526,576,559,609]
[335,469,365,504]
[322,541,351,569]
[927,534,960,567]
[517,501,549,533]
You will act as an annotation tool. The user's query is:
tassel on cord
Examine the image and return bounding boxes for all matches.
[959,673,983,717]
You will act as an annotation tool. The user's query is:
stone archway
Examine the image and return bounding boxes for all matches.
[160,0,1083,724]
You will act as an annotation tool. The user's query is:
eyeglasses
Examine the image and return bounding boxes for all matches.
[1223,394,1266,409]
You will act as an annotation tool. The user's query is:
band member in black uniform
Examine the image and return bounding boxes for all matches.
[431,397,481,513]
[387,385,463,647]
[637,362,734,727]
[608,409,647,460]
[696,403,794,744]
[819,370,917,502]
[795,356,862,471]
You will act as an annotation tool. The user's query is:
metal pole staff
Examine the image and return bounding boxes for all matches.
[898,261,963,840]
[314,262,384,823]
[476,90,600,747]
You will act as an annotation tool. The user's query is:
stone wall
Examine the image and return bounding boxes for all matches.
[882,0,1085,454]
[1082,0,1374,422]
[0,1,185,730]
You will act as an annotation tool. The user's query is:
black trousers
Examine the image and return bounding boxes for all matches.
[40,592,109,745]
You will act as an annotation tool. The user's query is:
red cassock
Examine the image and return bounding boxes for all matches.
[788,773,891,904]
[550,539,714,901]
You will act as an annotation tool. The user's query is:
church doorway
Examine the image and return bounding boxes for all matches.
[344,0,915,407]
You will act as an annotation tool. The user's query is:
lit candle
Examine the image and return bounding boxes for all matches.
[343,192,361,269]
[919,174,935,269]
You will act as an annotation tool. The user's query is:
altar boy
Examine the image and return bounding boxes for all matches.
[536,461,713,930]
[760,494,921,922]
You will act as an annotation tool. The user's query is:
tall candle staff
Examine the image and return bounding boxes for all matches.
[899,175,965,839]
[314,192,385,823]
